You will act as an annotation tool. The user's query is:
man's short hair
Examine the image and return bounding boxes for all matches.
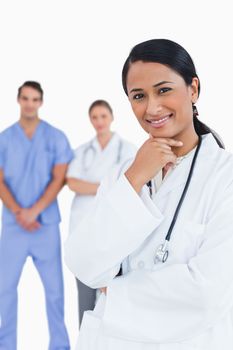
[18,81,44,100]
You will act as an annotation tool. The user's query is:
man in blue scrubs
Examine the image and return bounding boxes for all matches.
[0,81,72,349]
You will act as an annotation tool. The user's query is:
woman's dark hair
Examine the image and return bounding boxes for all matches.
[18,81,44,100]
[88,100,113,116]
[122,39,224,148]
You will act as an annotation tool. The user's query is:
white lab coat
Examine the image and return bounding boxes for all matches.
[67,132,136,230]
[65,133,233,350]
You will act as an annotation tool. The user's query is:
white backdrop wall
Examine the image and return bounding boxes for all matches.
[0,1,232,349]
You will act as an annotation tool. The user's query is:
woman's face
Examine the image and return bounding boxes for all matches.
[89,105,113,135]
[126,61,199,141]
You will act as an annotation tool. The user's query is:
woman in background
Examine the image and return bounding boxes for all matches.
[66,99,136,326]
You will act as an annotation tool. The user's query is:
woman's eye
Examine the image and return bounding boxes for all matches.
[133,93,144,100]
[159,87,171,94]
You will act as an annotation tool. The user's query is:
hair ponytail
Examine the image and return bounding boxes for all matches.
[193,106,224,148]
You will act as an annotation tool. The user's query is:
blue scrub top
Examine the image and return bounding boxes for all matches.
[0,120,73,225]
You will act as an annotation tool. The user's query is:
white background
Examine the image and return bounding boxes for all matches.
[0,1,232,349]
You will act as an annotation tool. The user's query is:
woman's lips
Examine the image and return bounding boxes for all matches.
[146,113,173,128]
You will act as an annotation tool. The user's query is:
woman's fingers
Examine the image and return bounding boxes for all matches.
[150,137,183,148]
[125,136,183,193]
[100,287,107,295]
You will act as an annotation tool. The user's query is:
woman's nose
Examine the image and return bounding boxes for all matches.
[146,97,162,116]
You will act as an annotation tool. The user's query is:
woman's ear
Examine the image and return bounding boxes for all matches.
[191,77,199,103]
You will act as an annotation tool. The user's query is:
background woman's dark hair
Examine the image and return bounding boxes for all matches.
[88,100,113,115]
[122,39,224,148]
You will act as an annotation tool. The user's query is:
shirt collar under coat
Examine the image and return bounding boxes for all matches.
[145,133,221,201]
[91,132,119,153]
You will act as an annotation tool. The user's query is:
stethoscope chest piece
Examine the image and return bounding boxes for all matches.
[154,240,169,264]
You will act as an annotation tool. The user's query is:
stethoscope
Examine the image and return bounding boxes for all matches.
[82,136,123,171]
[147,136,202,264]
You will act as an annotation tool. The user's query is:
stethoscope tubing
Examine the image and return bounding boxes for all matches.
[150,136,202,264]
[165,135,202,242]
[82,137,123,171]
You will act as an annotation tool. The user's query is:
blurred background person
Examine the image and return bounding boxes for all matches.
[0,81,72,350]
[66,99,136,326]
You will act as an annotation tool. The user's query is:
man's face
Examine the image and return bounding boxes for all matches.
[17,86,43,119]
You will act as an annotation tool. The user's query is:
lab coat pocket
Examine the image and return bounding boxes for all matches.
[76,311,102,350]
[76,293,106,350]
[171,219,206,263]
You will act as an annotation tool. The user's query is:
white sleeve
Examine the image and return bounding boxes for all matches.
[66,147,83,178]
[64,174,164,288]
[121,140,137,162]
[102,182,233,343]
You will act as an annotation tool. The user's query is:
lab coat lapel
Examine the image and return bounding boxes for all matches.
[152,134,218,201]
[88,133,119,171]
[94,132,119,157]
[92,137,101,154]
[106,132,119,152]
[154,153,195,200]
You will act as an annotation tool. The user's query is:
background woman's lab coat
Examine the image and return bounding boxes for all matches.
[67,132,136,229]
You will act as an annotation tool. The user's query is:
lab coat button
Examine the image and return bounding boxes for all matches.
[137,261,145,269]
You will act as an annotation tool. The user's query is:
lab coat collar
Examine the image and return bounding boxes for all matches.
[151,133,220,200]
[92,132,119,153]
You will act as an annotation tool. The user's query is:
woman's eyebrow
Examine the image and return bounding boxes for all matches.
[153,80,174,87]
[130,81,174,93]
[129,88,143,93]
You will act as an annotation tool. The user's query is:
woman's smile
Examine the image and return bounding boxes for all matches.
[145,113,173,128]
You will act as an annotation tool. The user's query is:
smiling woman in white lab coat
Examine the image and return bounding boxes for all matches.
[66,99,136,326]
[65,40,233,350]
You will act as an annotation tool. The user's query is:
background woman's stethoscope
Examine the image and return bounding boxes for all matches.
[147,136,202,264]
[82,137,123,171]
